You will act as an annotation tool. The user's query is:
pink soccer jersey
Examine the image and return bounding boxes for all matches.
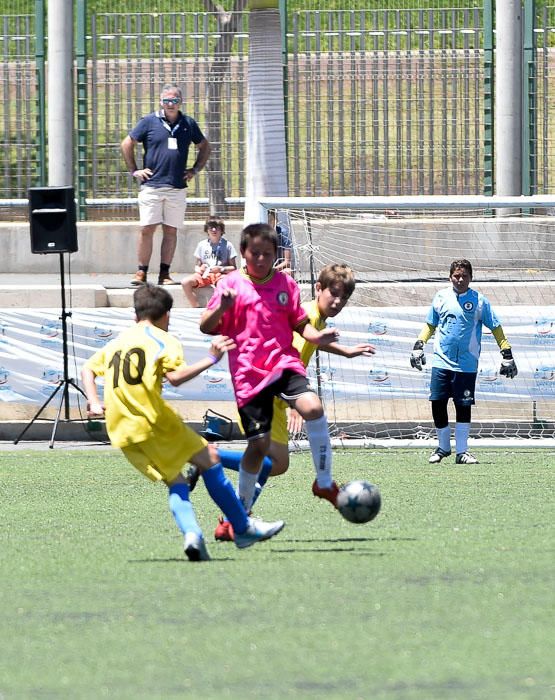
[206,269,308,406]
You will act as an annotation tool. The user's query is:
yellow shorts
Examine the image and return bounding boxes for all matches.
[121,423,207,483]
[236,396,289,446]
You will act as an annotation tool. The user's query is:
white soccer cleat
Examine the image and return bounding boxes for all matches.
[184,532,211,561]
[234,517,285,549]
[455,451,478,465]
[428,447,452,464]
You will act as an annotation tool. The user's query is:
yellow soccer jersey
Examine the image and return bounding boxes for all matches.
[292,298,326,366]
[85,322,186,448]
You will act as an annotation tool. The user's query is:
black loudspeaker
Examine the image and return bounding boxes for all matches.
[29,186,78,254]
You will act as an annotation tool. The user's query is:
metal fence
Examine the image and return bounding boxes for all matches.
[1,5,555,221]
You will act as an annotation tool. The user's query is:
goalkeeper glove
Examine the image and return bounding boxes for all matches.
[499,348,518,379]
[410,340,426,371]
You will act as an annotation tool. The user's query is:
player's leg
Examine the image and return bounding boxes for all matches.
[284,372,337,507]
[191,442,285,549]
[167,471,210,561]
[120,438,208,561]
[213,404,285,541]
[429,367,453,463]
[236,388,275,512]
[453,372,478,464]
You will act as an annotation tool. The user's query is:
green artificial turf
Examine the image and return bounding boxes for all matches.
[0,448,553,699]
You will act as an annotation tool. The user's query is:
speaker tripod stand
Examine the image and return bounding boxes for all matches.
[14,253,88,448]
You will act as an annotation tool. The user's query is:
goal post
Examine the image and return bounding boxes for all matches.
[257,195,555,445]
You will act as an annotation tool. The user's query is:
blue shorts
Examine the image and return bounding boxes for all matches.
[429,367,476,406]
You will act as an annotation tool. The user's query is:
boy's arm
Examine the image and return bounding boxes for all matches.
[81,366,105,417]
[492,325,518,378]
[165,336,236,386]
[299,320,339,346]
[199,288,237,334]
[410,322,436,371]
[321,341,376,358]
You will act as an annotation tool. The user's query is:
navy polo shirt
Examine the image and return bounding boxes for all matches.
[129,110,205,189]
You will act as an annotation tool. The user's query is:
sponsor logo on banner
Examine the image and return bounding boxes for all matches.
[205,365,228,391]
[367,319,392,346]
[478,367,499,384]
[42,368,62,384]
[534,365,555,381]
[93,326,113,345]
[0,322,7,343]
[0,367,9,384]
[40,368,62,396]
[533,318,555,344]
[533,365,555,393]
[40,321,60,347]
[368,366,391,386]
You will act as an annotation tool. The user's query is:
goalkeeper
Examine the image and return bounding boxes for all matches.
[409,258,517,465]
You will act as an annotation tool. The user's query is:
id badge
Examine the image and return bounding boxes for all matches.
[168,137,177,150]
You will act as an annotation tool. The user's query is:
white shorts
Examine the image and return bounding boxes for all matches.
[138,186,187,229]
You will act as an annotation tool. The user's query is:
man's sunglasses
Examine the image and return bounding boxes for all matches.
[162,98,180,105]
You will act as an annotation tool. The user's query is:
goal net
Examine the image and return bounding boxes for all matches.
[259,195,555,446]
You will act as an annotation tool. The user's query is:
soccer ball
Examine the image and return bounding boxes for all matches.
[337,480,381,524]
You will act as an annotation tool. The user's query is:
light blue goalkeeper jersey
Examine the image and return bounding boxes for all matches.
[426,286,500,372]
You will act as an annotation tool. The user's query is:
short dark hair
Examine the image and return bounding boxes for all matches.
[134,284,173,321]
[204,218,225,233]
[449,259,473,279]
[240,223,278,255]
[318,264,355,297]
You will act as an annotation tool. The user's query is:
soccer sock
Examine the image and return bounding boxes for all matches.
[237,465,261,513]
[455,422,470,454]
[202,463,249,535]
[305,414,333,488]
[436,426,451,452]
[168,483,202,537]
[219,448,273,484]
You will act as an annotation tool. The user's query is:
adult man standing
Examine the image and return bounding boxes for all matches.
[121,84,211,286]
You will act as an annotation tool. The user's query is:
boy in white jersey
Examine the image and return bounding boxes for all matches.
[81,284,284,561]
[200,224,341,518]
[410,259,518,465]
[213,263,376,542]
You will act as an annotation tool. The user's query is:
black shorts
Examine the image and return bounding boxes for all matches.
[238,370,314,441]
[429,367,476,406]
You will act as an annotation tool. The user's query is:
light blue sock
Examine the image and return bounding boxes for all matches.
[219,449,273,483]
[202,463,249,535]
[168,483,202,536]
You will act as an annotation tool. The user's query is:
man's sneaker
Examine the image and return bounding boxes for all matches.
[234,517,285,549]
[184,532,211,561]
[214,515,234,542]
[158,274,177,285]
[131,270,147,286]
[456,451,478,465]
[312,479,339,508]
[428,447,452,464]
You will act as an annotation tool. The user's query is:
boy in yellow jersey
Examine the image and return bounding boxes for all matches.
[81,284,284,561]
[214,264,376,541]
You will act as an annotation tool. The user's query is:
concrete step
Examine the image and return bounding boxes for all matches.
[0,274,554,308]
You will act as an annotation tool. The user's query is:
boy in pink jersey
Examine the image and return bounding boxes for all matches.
[200,223,341,511]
